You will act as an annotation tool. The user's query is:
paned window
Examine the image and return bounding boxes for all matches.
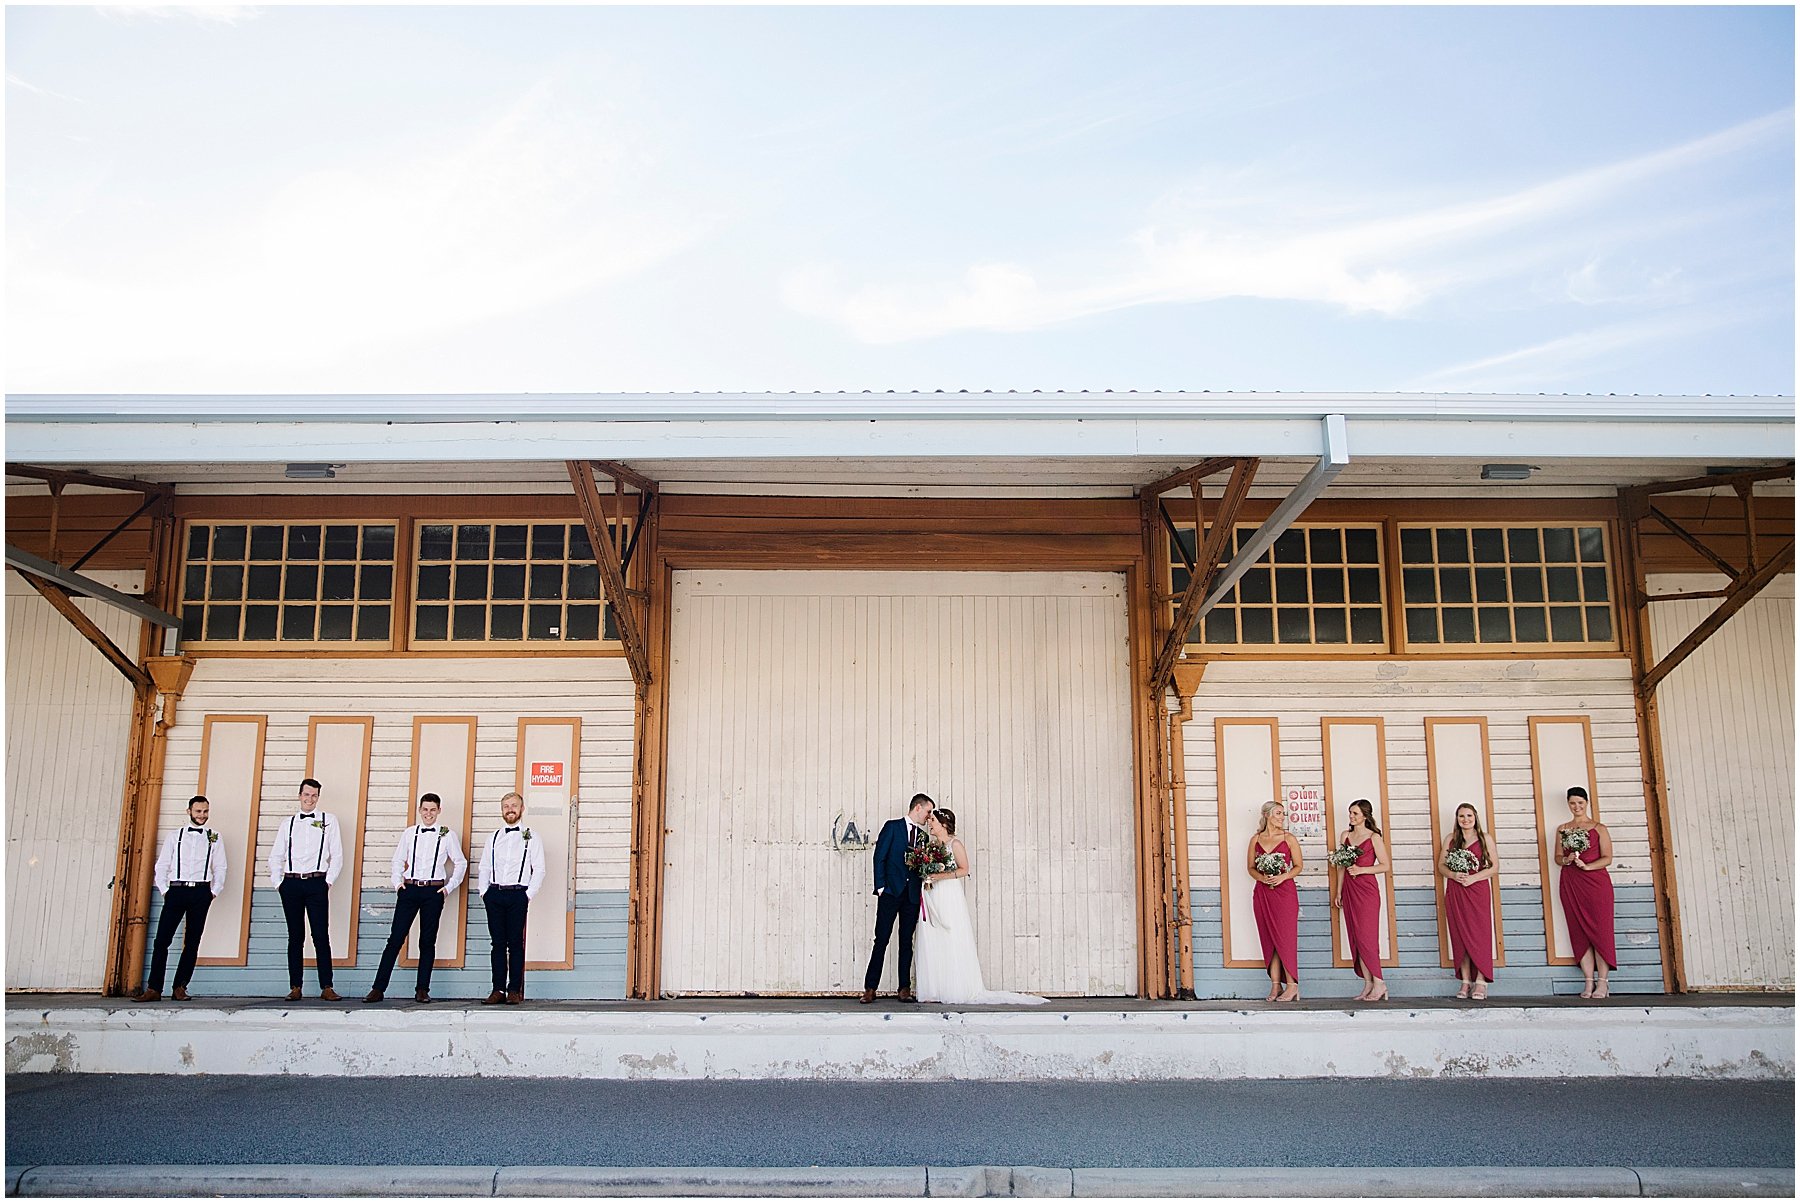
[1398,524,1615,648]
[181,522,397,645]
[1171,524,1387,648]
[411,521,614,644]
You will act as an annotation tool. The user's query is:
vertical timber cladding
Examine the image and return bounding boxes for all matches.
[659,570,1137,996]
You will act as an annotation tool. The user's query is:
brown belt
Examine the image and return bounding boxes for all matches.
[284,872,326,880]
[404,879,447,888]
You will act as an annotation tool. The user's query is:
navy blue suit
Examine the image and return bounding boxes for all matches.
[864,817,924,993]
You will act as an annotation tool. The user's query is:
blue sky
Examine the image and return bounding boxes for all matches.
[6,5,1793,396]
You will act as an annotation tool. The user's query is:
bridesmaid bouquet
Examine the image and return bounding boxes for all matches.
[1253,851,1288,878]
[1444,848,1479,875]
[1326,842,1360,869]
[905,840,956,881]
[1559,829,1591,854]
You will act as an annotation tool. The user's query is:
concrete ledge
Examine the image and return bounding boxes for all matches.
[1070,1167,1645,1197]
[6,1164,500,1197]
[493,1166,928,1196]
[1636,1168,1797,1197]
[6,1004,1792,1080]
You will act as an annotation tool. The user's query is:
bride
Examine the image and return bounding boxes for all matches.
[913,808,1046,1006]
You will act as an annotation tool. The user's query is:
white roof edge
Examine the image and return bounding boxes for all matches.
[6,391,1794,423]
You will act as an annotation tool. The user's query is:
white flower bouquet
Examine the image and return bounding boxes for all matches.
[1444,848,1479,875]
[1559,828,1590,854]
[1253,852,1288,878]
[1326,842,1360,869]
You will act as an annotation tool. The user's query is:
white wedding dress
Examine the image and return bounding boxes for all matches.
[913,874,1046,1006]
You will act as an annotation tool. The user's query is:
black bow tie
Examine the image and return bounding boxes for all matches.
[505,826,520,832]
[188,827,205,834]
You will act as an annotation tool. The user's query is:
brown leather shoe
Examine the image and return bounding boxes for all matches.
[285,987,303,1001]
[171,987,190,1002]
[132,988,161,1003]
[414,989,431,1004]
[504,991,524,1005]
[897,988,917,1003]
[481,990,505,1005]
[858,989,876,1004]
[319,988,342,1002]
[362,990,384,1003]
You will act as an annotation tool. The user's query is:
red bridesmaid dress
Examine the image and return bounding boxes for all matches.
[1251,840,1300,984]
[1444,840,1495,983]
[1341,838,1384,979]
[1558,827,1617,968]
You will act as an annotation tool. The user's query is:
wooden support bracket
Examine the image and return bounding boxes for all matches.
[1638,538,1794,699]
[567,460,655,692]
[1152,459,1258,691]
[19,573,152,691]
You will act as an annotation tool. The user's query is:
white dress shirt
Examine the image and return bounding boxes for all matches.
[154,824,228,896]
[477,824,547,900]
[390,822,468,893]
[266,809,345,888]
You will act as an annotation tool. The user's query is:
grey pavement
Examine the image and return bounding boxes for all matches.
[4,1076,1792,1170]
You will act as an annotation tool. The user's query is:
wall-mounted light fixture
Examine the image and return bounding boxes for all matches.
[1479,463,1535,482]
[284,463,339,481]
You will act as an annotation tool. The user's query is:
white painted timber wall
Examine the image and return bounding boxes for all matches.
[1647,572,1795,990]
[5,569,144,990]
[1184,659,1651,901]
[152,657,636,922]
[661,570,1137,996]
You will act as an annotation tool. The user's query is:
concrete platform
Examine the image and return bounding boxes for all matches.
[6,994,1791,1080]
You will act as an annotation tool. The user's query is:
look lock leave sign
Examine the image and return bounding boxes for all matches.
[1284,786,1325,837]
[530,761,564,787]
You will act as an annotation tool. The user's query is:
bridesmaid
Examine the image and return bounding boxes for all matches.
[1246,800,1303,1002]
[1441,803,1499,1000]
[1556,786,1616,999]
[1332,798,1389,1002]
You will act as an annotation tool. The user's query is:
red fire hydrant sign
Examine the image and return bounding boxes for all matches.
[530,761,564,787]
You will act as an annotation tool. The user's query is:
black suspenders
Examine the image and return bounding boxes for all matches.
[287,814,326,874]
[410,826,447,881]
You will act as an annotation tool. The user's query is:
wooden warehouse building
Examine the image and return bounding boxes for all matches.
[4,393,1793,1001]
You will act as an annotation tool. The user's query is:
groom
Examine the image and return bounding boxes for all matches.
[860,793,934,1005]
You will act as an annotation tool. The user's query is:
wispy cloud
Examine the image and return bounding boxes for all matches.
[6,72,82,102]
[1411,311,1747,392]
[785,109,1792,344]
[94,6,260,27]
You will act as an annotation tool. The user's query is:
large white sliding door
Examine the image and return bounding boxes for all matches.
[661,570,1136,996]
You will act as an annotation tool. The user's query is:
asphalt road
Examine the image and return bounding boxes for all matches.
[5,1076,1792,1169]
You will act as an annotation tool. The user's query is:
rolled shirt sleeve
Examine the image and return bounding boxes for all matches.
[323,815,345,887]
[209,832,228,897]
[444,836,469,895]
[153,830,177,896]
[524,833,548,901]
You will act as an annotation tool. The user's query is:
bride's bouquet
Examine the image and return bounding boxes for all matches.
[1559,828,1591,854]
[905,840,956,883]
[1252,851,1288,878]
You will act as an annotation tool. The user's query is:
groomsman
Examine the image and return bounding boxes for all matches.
[267,777,344,1001]
[365,792,468,1004]
[477,791,545,1005]
[134,794,228,1002]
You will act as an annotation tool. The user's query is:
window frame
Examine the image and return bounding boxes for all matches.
[406,519,616,651]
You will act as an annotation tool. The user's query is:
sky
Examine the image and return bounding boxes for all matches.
[5,4,1794,397]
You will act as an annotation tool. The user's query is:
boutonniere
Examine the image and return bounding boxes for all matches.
[522,828,533,841]
[207,831,218,844]
[438,825,449,836]
[311,819,324,829]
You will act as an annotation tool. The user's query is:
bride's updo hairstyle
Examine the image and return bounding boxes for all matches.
[932,808,957,836]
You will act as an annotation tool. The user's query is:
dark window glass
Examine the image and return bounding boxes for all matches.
[1237,568,1272,604]
[284,564,318,601]
[603,606,620,642]
[281,605,314,640]
[1277,607,1310,642]
[1171,564,1193,597]
[1477,607,1512,642]
[1204,608,1236,644]
[1273,530,1306,563]
[186,526,209,561]
[454,564,489,601]
[1510,566,1544,602]
[1471,528,1506,563]
[1585,606,1613,642]
[184,565,207,601]
[1546,567,1580,602]
[1400,528,1434,563]
[1578,527,1606,562]
[206,605,241,640]
[528,603,561,640]
[1402,568,1437,603]
[244,605,279,641]
[1350,607,1384,644]
[1311,567,1345,605]
[1239,608,1274,643]
[1438,567,1472,604]
[570,525,595,562]
[493,524,529,560]
[287,525,321,561]
[567,563,600,601]
[321,564,357,602]
[1309,528,1343,562]
[1441,607,1476,642]
[1348,568,1381,605]
[355,605,389,641]
[1405,607,1439,643]
[211,525,247,560]
[453,604,487,640]
[1314,609,1347,643]
[489,604,524,641]
[418,524,454,561]
[1507,528,1541,562]
[208,565,243,601]
[531,524,565,559]
[1236,527,1257,552]
[1542,527,1577,562]
[530,564,564,599]
[1582,567,1609,602]
[1275,568,1309,604]
[1475,567,1509,603]
[247,564,281,600]
[362,526,396,561]
[250,525,285,561]
[1514,607,1548,643]
[1345,528,1381,563]
[318,605,354,641]
[359,564,392,601]
[456,525,491,561]
[415,605,449,640]
[416,564,450,601]
[566,604,601,641]
[324,525,360,560]
[181,605,204,643]
[1549,606,1584,641]
[492,563,526,599]
[1436,528,1469,563]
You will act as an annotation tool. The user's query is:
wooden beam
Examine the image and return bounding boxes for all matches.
[1646,505,1740,578]
[1734,479,1760,571]
[567,461,652,691]
[19,573,152,691]
[1152,459,1257,690]
[6,462,170,497]
[70,491,161,573]
[593,459,659,496]
[1623,463,1792,500]
[1639,538,1795,699]
[1138,457,1236,499]
[5,544,183,630]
